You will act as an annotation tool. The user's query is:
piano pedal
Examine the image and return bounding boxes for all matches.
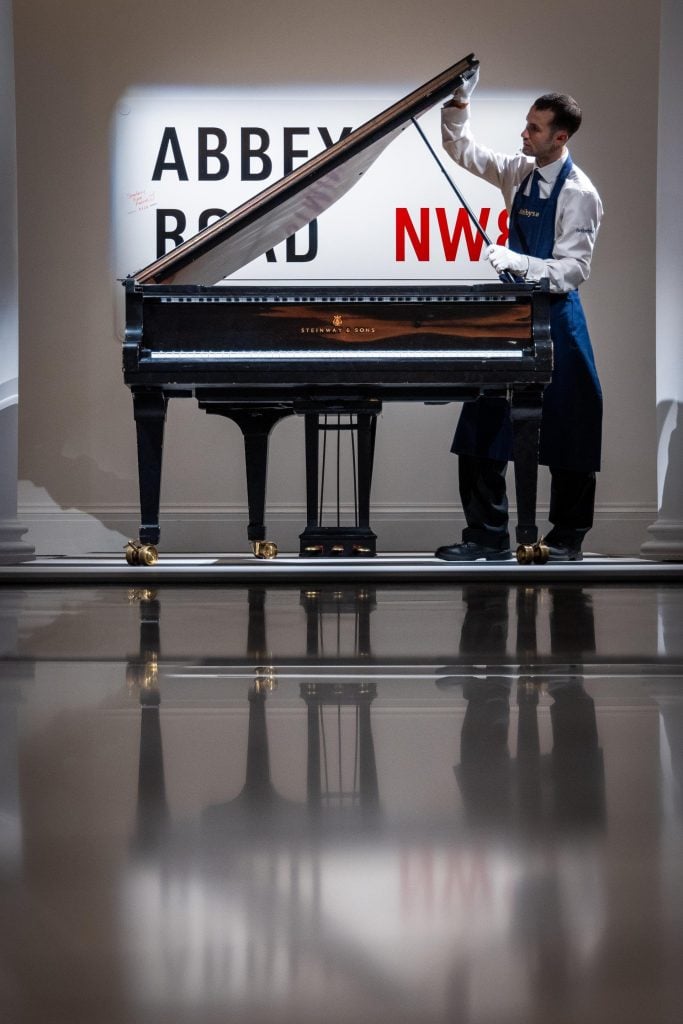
[303,545,325,555]
[124,541,159,566]
[352,545,372,555]
[251,540,278,559]
[330,545,345,555]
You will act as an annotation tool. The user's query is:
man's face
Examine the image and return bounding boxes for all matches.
[521,106,568,166]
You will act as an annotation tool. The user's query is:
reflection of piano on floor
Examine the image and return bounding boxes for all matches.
[127,587,381,838]
[123,590,403,1011]
[122,52,552,563]
[126,584,606,842]
[123,586,609,1008]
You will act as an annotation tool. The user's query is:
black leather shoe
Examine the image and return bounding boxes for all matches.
[434,541,513,562]
[544,541,583,562]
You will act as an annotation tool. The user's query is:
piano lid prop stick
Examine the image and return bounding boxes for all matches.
[410,117,517,284]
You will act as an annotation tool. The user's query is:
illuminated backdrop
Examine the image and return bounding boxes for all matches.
[113,88,528,288]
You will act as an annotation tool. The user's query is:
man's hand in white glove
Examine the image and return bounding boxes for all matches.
[486,244,529,277]
[450,66,479,106]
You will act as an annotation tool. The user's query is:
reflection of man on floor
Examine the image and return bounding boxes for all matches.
[450,584,605,827]
[451,585,605,1010]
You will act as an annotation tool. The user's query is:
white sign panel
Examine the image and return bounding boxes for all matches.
[112,87,528,286]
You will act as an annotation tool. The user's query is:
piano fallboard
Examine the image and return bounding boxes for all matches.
[124,280,552,398]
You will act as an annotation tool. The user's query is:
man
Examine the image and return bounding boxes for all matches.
[435,69,603,562]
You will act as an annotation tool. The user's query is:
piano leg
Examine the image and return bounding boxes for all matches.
[303,412,321,540]
[202,406,293,558]
[128,391,168,564]
[510,387,549,564]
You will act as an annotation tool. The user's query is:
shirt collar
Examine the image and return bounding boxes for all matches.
[535,150,568,184]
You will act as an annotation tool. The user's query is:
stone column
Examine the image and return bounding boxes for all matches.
[0,0,33,564]
[641,0,683,561]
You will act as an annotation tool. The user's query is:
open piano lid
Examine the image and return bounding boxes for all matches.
[132,54,479,286]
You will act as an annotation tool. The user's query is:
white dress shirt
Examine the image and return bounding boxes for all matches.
[441,104,603,293]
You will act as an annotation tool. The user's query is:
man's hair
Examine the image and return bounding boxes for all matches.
[533,93,582,137]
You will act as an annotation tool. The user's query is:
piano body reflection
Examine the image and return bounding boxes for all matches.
[122,54,552,564]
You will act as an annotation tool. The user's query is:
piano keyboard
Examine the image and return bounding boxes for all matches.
[147,348,525,361]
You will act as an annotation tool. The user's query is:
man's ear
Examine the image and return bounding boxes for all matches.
[555,129,569,146]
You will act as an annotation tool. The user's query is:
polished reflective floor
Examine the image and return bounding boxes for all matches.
[1,580,683,1023]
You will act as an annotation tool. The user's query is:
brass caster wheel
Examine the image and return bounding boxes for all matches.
[124,541,139,565]
[532,541,550,564]
[251,540,278,560]
[124,541,159,566]
[516,543,536,565]
[138,544,159,566]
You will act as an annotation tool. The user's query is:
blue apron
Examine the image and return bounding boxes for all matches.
[453,155,602,472]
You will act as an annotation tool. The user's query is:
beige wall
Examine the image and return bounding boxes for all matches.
[13,0,660,555]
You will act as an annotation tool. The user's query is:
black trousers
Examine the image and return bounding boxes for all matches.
[458,455,596,549]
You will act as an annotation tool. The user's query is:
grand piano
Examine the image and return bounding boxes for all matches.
[122,53,552,565]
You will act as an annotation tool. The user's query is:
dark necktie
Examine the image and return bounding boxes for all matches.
[529,169,543,199]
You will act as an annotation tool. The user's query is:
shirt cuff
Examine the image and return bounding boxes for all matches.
[525,256,548,283]
[441,103,469,126]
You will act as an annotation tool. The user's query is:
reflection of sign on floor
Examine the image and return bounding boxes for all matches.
[400,848,494,917]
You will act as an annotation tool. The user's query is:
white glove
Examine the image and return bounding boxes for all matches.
[451,66,479,105]
[486,244,529,277]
